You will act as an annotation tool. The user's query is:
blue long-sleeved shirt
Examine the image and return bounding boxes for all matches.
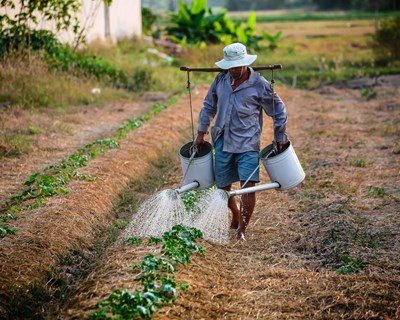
[197,67,288,153]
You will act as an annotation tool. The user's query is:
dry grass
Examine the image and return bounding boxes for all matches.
[0,53,118,109]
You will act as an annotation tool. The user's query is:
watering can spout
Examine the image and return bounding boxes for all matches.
[228,182,280,197]
[175,181,200,194]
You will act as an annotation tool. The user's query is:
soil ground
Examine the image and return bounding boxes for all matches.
[0,78,399,319]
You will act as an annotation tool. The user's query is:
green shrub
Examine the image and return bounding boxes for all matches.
[373,16,400,61]
[0,28,133,89]
[142,7,159,37]
[165,0,274,50]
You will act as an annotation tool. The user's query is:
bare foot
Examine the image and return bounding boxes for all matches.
[230,221,239,229]
[235,228,246,241]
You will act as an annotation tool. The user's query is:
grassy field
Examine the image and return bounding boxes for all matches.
[96,15,399,89]
[255,19,382,87]
[229,10,400,22]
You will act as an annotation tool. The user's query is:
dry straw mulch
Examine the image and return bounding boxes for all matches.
[1,82,400,319]
[63,84,399,319]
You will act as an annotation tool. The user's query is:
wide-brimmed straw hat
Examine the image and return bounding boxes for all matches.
[215,43,257,70]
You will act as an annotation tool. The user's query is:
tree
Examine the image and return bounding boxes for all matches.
[0,0,112,50]
[374,16,400,60]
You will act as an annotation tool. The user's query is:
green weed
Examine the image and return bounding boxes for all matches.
[361,87,378,100]
[28,126,44,135]
[231,11,400,23]
[108,219,129,241]
[367,185,388,197]
[336,255,364,274]
[380,123,400,137]
[127,237,142,245]
[310,128,330,138]
[0,133,32,157]
[349,156,368,168]
[336,117,353,124]
[0,53,121,109]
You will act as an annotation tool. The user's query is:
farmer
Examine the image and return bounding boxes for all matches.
[194,42,289,241]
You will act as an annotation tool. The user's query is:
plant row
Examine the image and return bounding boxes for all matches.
[90,225,205,319]
[0,101,170,238]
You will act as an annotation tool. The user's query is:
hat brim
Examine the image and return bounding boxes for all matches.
[215,54,257,70]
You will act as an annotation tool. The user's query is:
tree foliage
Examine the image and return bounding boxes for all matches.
[373,16,400,60]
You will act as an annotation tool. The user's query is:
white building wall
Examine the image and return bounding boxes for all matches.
[83,0,142,43]
[0,0,142,44]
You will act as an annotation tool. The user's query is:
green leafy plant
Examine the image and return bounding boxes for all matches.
[373,16,400,61]
[128,237,143,245]
[367,185,388,197]
[336,255,364,274]
[349,157,368,168]
[90,225,204,319]
[165,0,271,49]
[0,225,16,238]
[361,87,378,100]
[142,7,159,37]
[261,30,282,51]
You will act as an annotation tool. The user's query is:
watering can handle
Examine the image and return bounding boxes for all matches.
[178,147,197,188]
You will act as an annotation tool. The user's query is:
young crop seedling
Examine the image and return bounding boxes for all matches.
[90,225,204,320]
[336,255,365,274]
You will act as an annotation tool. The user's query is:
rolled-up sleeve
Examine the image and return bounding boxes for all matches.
[260,82,288,142]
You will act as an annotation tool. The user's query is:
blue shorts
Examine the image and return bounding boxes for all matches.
[214,136,260,188]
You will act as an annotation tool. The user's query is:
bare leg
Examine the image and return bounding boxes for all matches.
[221,185,240,229]
[237,181,256,240]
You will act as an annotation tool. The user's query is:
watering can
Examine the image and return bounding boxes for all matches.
[175,140,305,196]
[228,141,305,197]
[175,141,215,194]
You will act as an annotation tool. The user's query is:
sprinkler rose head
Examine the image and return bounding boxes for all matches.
[167,189,179,200]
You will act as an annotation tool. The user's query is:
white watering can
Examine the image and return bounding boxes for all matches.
[175,140,305,196]
[175,141,215,194]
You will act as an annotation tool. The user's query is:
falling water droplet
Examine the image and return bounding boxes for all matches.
[121,189,186,240]
[192,189,230,244]
[121,188,230,245]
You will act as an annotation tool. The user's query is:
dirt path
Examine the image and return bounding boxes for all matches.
[1,82,399,319]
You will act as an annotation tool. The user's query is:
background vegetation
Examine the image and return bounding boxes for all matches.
[0,0,399,158]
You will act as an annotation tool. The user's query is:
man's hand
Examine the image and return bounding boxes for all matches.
[194,132,205,150]
[277,141,290,153]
